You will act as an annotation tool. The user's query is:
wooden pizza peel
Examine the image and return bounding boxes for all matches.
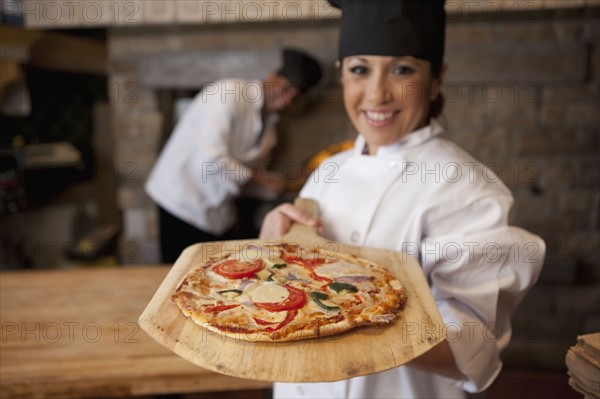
[138,198,446,382]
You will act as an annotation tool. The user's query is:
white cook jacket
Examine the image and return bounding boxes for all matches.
[145,79,277,235]
[275,119,545,399]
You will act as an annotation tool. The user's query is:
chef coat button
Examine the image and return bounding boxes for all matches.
[389,161,400,174]
[350,231,360,243]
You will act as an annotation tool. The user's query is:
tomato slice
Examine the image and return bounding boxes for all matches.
[253,317,277,326]
[280,251,333,285]
[265,309,298,333]
[354,293,363,304]
[253,285,306,312]
[212,259,264,279]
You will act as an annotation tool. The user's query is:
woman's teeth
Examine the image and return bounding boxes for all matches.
[366,111,394,122]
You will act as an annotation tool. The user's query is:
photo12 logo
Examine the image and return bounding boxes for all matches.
[445,1,543,23]
[1,321,140,344]
[177,1,339,23]
[5,1,141,26]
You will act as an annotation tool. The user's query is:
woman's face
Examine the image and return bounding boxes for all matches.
[341,55,441,155]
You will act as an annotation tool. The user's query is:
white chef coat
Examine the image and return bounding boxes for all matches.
[145,79,278,235]
[275,119,545,399]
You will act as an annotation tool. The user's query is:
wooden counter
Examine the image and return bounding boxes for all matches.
[0,266,272,398]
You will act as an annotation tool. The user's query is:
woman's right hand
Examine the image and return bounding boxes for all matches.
[259,203,322,239]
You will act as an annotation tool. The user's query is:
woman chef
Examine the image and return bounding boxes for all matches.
[259,0,545,398]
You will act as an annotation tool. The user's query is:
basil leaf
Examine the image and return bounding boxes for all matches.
[309,291,340,311]
[328,282,358,294]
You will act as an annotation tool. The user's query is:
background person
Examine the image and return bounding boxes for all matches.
[145,48,322,263]
[259,1,545,398]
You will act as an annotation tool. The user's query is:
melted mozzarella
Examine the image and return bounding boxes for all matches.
[249,307,287,323]
[206,269,232,284]
[301,298,328,315]
[250,283,289,303]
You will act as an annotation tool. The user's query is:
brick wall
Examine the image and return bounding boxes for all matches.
[108,7,599,369]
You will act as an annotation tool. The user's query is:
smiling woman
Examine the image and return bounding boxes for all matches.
[260,0,546,398]
[341,55,444,155]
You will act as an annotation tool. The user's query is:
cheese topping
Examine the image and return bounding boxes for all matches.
[250,283,289,304]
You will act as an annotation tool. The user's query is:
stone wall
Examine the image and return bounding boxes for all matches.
[440,8,600,369]
[107,7,599,369]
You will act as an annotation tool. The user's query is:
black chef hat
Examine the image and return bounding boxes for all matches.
[277,48,323,94]
[328,0,446,72]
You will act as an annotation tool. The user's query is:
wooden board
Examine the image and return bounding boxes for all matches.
[0,267,271,399]
[139,199,445,383]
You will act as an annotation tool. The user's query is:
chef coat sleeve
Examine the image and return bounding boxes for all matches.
[419,194,545,393]
[185,91,254,207]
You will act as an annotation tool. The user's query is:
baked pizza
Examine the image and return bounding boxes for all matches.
[171,242,407,342]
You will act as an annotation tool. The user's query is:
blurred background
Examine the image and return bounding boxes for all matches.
[0,1,598,398]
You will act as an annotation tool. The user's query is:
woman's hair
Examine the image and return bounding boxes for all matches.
[429,63,445,119]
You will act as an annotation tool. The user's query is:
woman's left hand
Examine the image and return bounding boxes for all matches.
[259,203,322,239]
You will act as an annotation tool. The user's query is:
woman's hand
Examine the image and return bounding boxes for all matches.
[259,203,322,239]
